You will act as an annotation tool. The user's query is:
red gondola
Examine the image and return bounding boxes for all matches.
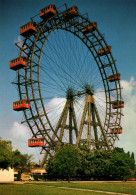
[28,138,45,147]
[98,46,112,56]
[112,100,124,109]
[110,128,122,134]
[20,21,37,37]
[108,73,121,82]
[83,22,97,34]
[13,99,30,111]
[10,56,28,71]
[63,6,78,20]
[40,4,57,20]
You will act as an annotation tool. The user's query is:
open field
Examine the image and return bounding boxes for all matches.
[0,181,136,195]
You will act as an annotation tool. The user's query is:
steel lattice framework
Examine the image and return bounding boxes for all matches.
[13,6,123,166]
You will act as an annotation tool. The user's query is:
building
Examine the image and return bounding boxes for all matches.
[0,168,14,182]
[31,167,46,175]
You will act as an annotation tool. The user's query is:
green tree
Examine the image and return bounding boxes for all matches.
[46,144,81,182]
[46,156,57,180]
[46,144,135,181]
[77,145,95,180]
[78,147,135,181]
[0,137,12,169]
[78,148,111,180]
[90,150,111,179]
[130,152,135,174]
[109,148,134,180]
[131,152,135,160]
[0,137,33,171]
[12,149,33,173]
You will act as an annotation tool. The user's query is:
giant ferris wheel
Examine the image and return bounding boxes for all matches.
[10,4,124,166]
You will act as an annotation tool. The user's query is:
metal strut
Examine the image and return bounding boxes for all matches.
[41,98,78,166]
[76,93,110,150]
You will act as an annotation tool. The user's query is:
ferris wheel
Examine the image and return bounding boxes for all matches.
[10,4,124,166]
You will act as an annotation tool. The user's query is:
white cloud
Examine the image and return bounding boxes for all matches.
[9,122,30,140]
[118,77,136,157]
[9,122,42,163]
[14,36,27,55]
[14,36,24,49]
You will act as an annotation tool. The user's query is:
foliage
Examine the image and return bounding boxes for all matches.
[78,147,135,180]
[109,148,135,180]
[14,174,21,181]
[89,150,111,179]
[33,174,46,181]
[0,137,33,171]
[12,149,33,173]
[77,145,94,179]
[46,156,57,180]
[46,144,81,181]
[0,137,12,169]
[78,146,112,180]
[130,152,135,173]
[46,144,135,181]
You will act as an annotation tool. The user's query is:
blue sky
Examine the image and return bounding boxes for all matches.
[0,0,136,162]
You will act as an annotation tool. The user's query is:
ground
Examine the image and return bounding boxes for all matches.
[0,181,136,195]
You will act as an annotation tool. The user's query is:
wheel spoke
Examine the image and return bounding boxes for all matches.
[11,6,123,165]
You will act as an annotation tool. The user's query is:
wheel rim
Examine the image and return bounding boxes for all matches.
[16,12,122,164]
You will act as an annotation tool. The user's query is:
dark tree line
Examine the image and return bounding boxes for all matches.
[46,144,135,181]
[0,137,33,172]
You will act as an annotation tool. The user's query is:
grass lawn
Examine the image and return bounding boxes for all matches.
[0,183,107,195]
[0,181,135,195]
[28,181,136,194]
